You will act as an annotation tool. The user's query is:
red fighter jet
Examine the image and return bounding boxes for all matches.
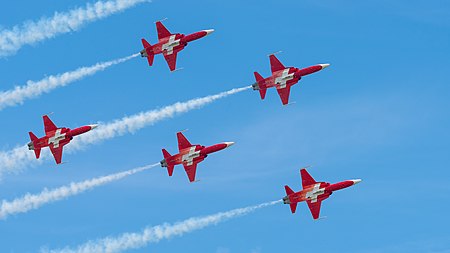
[140,21,214,71]
[252,54,330,105]
[27,115,98,164]
[283,168,361,219]
[160,131,234,182]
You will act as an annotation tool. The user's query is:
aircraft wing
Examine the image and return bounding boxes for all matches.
[306,199,322,220]
[156,21,172,40]
[43,115,58,135]
[177,132,192,151]
[182,162,198,182]
[269,54,286,73]
[163,51,178,71]
[300,168,317,188]
[276,85,291,105]
[49,143,66,164]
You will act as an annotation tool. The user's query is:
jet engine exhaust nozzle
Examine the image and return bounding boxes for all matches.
[27,142,34,150]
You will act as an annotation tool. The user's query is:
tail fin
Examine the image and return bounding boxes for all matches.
[162,148,171,159]
[162,149,174,176]
[254,72,267,99]
[254,71,264,83]
[285,185,294,195]
[141,39,154,66]
[28,132,41,159]
[289,203,298,213]
[284,185,297,213]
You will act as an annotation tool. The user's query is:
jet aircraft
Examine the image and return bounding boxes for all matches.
[160,131,234,182]
[252,54,330,105]
[141,21,214,71]
[28,115,98,164]
[283,168,361,219]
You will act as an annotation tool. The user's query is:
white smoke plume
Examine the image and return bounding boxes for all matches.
[0,0,148,56]
[42,200,281,253]
[0,163,158,220]
[0,53,139,110]
[0,86,251,178]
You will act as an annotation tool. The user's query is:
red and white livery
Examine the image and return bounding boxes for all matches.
[27,115,98,164]
[160,131,234,182]
[140,21,214,71]
[252,54,330,105]
[283,168,361,219]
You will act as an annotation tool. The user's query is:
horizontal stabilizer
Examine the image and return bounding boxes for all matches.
[33,148,41,159]
[290,203,298,213]
[141,39,154,66]
[141,38,151,49]
[254,72,267,99]
[167,165,174,176]
[284,185,294,195]
[28,131,38,141]
[259,89,267,100]
[162,149,171,159]
[254,71,264,83]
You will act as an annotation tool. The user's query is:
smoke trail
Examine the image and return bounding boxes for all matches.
[0,86,251,178]
[42,200,281,253]
[0,0,148,56]
[0,53,139,110]
[0,163,158,220]
[71,86,251,148]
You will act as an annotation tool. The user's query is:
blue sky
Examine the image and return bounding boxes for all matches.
[1,0,450,252]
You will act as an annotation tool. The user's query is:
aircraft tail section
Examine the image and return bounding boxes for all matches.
[259,89,267,100]
[141,38,154,66]
[284,185,297,213]
[162,148,171,159]
[285,185,294,195]
[161,149,174,176]
[253,71,267,99]
[28,132,41,159]
[289,203,298,213]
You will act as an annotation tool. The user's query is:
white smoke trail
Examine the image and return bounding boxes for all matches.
[71,86,252,148]
[0,0,148,56]
[42,200,281,253]
[0,163,158,220]
[0,86,251,178]
[0,53,139,110]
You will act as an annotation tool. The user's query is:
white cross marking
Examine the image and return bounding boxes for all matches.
[305,183,325,203]
[275,69,294,89]
[182,147,200,166]
[48,129,66,148]
[162,35,180,55]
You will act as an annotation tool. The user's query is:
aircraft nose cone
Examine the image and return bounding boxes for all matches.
[320,63,330,69]
[224,142,234,147]
[88,124,99,130]
[351,179,362,185]
[203,29,215,35]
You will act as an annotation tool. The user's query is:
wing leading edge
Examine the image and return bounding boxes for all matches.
[49,143,66,164]
[276,85,292,105]
[176,132,192,151]
[269,54,286,73]
[182,162,198,182]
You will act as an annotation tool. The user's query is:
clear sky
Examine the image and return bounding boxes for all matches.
[1,0,450,252]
